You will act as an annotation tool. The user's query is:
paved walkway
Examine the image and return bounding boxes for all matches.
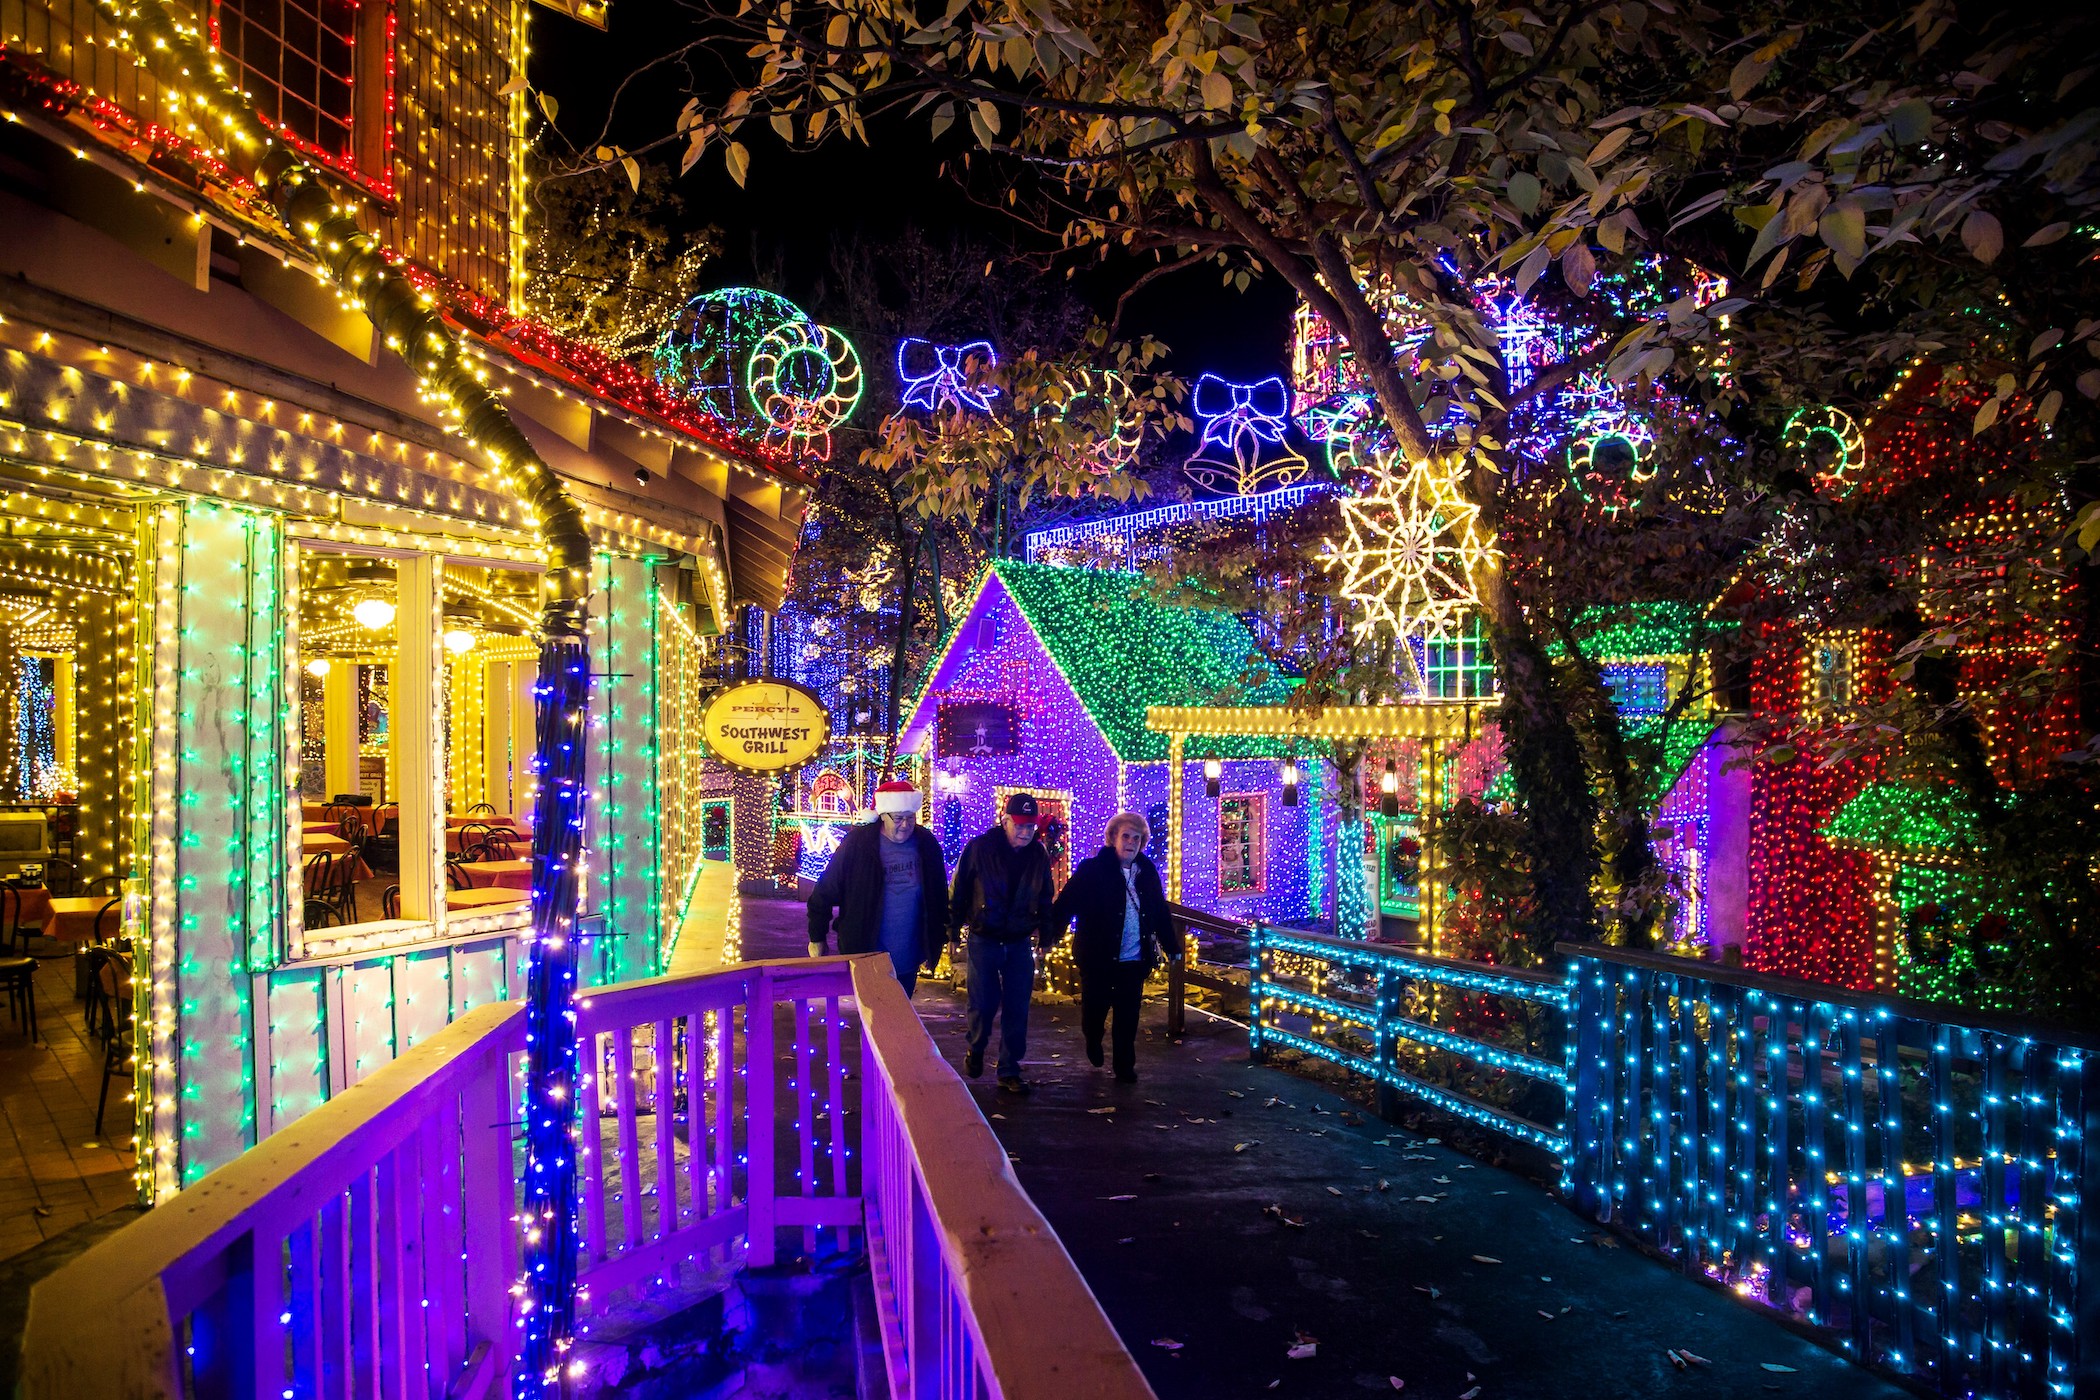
[751,896,1908,1400]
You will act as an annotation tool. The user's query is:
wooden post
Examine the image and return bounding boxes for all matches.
[745,967,777,1268]
[394,555,440,924]
[1374,966,1402,1121]
[1166,920,1186,1039]
[1248,924,1269,1063]
[1166,732,1184,904]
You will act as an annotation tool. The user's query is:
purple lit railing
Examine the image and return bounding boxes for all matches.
[19,956,1153,1400]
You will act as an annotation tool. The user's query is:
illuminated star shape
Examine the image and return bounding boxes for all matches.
[1324,454,1494,661]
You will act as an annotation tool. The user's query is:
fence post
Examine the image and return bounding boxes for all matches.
[746,967,777,1269]
[1248,924,1268,1064]
[1166,914,1186,1040]
[1565,954,1608,1218]
[1374,966,1401,1122]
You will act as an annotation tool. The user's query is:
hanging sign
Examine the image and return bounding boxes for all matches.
[936,700,1020,757]
[701,680,829,772]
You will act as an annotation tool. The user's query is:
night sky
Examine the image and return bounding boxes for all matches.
[529,2,1297,382]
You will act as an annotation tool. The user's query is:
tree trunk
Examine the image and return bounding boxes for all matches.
[887,508,919,740]
[1548,613,1656,944]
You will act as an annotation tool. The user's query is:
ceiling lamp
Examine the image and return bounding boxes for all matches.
[443,628,477,656]
[352,596,396,630]
[304,658,331,678]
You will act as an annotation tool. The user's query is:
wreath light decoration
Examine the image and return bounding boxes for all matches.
[1781,405,1867,498]
[1565,409,1658,516]
[1056,368,1146,473]
[1323,452,1495,685]
[748,319,864,456]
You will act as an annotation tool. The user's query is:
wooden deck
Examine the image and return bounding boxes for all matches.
[0,953,137,1263]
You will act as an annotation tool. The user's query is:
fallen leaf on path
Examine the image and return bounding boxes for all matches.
[1760,1364,1797,1373]
[990,1113,1005,1120]
[1458,1387,1480,1399]
[1327,1186,1344,1196]
[1358,1229,1381,1239]
[1389,1379,1405,1391]
[1413,1285,1441,1299]
[1287,1343,1317,1360]
[1425,1138,1441,1144]
[1377,1179,1390,1191]
[1087,1107,1116,1115]
[1150,1338,1182,1351]
[1537,1310,1554,1320]
[1226,1089,1245,1098]
[1472,1255,1502,1265]
[1144,1172,1162,1180]
[1433,1176,1451,1184]
[1118,1237,1135,1245]
[1677,1350,1711,1366]
[1102,1194,1137,1201]
[1234,1141,1258,1152]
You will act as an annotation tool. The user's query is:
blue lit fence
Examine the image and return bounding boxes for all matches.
[1248,926,1569,1156]
[1562,944,2099,1400]
[1023,481,1338,568]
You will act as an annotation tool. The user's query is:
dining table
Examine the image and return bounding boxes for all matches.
[459,857,533,891]
[43,894,119,944]
[301,833,375,882]
[444,887,527,913]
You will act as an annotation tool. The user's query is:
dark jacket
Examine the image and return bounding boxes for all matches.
[807,822,948,967]
[1049,848,1180,974]
[948,828,1055,945]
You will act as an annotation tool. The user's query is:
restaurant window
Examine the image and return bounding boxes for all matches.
[290,546,539,950]
[212,0,392,183]
[1219,793,1266,896]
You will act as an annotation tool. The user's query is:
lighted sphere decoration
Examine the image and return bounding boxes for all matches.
[1322,451,1495,683]
[1055,367,1146,474]
[747,320,864,454]
[652,287,815,435]
[1185,373,1309,495]
[1781,405,1867,498]
[897,337,999,414]
[1565,410,1658,516]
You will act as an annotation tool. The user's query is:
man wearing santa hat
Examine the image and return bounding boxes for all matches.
[806,779,948,996]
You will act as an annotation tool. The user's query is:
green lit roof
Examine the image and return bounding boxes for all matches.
[1821,781,1978,853]
[1626,715,1722,809]
[1554,601,1733,660]
[919,561,1293,762]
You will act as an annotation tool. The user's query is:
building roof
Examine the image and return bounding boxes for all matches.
[1554,601,1735,660]
[1820,781,1978,853]
[904,561,1293,762]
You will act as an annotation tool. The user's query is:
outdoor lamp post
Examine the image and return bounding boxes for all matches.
[1281,758,1300,807]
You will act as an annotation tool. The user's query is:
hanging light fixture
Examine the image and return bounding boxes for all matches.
[1203,757,1222,799]
[443,628,477,656]
[352,596,396,630]
[1380,758,1400,819]
[304,658,331,679]
[1281,757,1300,807]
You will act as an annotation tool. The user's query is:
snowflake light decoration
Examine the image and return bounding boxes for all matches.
[897,337,999,413]
[749,320,863,456]
[1324,453,1495,681]
[1782,405,1867,498]
[1185,373,1309,495]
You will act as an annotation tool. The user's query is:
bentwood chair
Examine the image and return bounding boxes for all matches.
[445,859,477,891]
[466,801,498,817]
[41,856,77,898]
[382,886,401,920]
[0,950,34,1043]
[81,900,125,1044]
[91,947,134,1135]
[3,885,35,956]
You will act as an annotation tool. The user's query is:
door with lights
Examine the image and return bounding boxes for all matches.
[993,786,1073,891]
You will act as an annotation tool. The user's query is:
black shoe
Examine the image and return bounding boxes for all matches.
[1086,1038,1104,1068]
[998,1076,1033,1096]
[964,1050,983,1079]
[1114,1068,1138,1083]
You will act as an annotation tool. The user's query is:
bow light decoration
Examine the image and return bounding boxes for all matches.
[1185,373,1309,495]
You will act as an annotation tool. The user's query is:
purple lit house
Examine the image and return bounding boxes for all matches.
[899,561,1322,925]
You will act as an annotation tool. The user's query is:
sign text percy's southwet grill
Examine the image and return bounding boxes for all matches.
[700,681,830,772]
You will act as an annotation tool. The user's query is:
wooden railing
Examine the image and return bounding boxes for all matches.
[1562,943,2100,1400]
[20,955,1154,1400]
[1163,902,1257,1035]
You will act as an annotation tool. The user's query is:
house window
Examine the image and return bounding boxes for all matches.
[1809,641,1854,714]
[1420,617,1497,699]
[1219,793,1266,895]
[1601,662,1668,717]
[213,0,392,184]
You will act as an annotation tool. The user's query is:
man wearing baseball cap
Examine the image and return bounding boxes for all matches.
[947,793,1055,1093]
[806,779,948,996]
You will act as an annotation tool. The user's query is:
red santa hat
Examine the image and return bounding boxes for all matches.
[872,779,922,816]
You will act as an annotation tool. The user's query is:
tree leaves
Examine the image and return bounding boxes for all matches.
[1961,209,2004,264]
[1508,171,1542,215]
[724,141,750,187]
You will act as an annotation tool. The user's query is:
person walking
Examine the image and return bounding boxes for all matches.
[1049,811,1179,1083]
[806,780,946,996]
[948,793,1055,1094]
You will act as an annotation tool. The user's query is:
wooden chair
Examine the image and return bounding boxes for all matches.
[42,856,77,897]
[382,886,401,920]
[466,801,498,817]
[445,859,477,891]
[301,898,340,930]
[81,902,126,1045]
[2,885,35,956]
[304,852,356,926]
[82,874,121,898]
[465,833,517,863]
[0,950,34,1043]
[92,947,133,1135]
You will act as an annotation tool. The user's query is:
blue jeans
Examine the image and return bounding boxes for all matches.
[965,934,1035,1079]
